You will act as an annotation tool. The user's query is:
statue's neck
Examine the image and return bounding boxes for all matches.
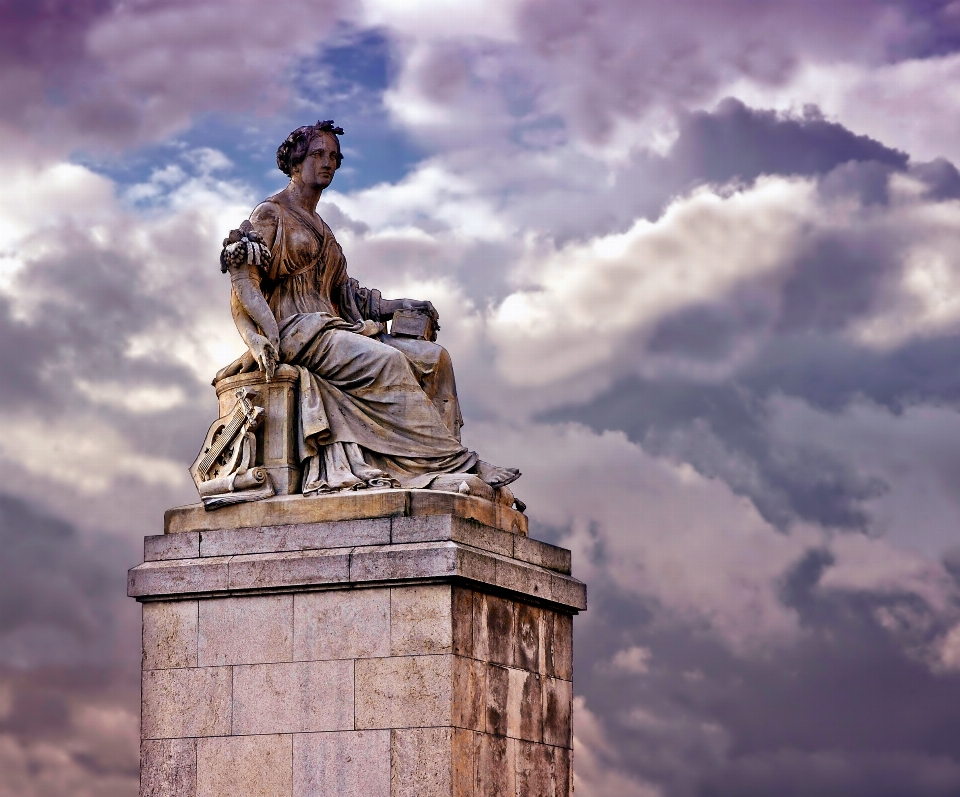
[284,181,322,216]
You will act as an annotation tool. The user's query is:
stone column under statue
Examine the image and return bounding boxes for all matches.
[127,121,586,797]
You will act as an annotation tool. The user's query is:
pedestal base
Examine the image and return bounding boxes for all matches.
[129,492,585,797]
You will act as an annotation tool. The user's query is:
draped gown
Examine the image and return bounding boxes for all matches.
[241,193,478,493]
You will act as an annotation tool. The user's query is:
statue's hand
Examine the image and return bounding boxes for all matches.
[402,299,439,323]
[249,334,279,381]
[359,320,382,337]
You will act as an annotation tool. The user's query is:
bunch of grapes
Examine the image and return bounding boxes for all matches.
[219,220,271,273]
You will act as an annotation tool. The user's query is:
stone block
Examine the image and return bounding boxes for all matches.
[232,660,354,734]
[485,664,509,737]
[513,536,571,575]
[549,573,587,612]
[200,519,390,557]
[494,557,551,603]
[349,541,457,583]
[198,594,292,666]
[515,741,555,797]
[145,533,200,562]
[140,738,196,797]
[542,612,573,680]
[542,677,572,748]
[228,549,350,590]
[452,587,474,657]
[294,588,390,661]
[356,655,452,729]
[513,603,540,673]
[165,491,409,534]
[553,747,572,797]
[293,730,390,797]
[128,556,231,599]
[452,657,486,732]
[473,593,514,666]
[408,491,499,532]
[196,735,292,797]
[141,667,231,739]
[391,584,453,655]
[507,667,542,743]
[475,733,516,797]
[391,727,474,797]
[142,600,198,670]
[391,515,515,558]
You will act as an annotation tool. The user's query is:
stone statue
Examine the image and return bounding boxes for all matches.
[191,121,522,510]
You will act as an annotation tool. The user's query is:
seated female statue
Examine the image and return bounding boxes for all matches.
[214,120,519,495]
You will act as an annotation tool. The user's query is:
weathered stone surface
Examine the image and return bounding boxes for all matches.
[145,532,200,562]
[165,491,408,534]
[392,727,455,797]
[356,655,452,729]
[197,735,292,797]
[233,660,354,734]
[507,667,543,743]
[553,746,572,797]
[513,535,571,575]
[391,584,453,655]
[494,556,552,605]
[515,741,555,797]
[198,594,292,666]
[200,518,390,557]
[452,657,486,732]
[294,588,390,661]
[451,587,473,658]
[513,603,540,673]
[549,572,587,612]
[128,556,231,598]
[542,611,573,680]
[228,548,349,590]
[142,600,198,670]
[473,593,514,667]
[140,738,196,797]
[349,541,458,583]
[542,676,573,748]
[293,730,390,797]
[141,667,231,739]
[485,664,509,737]
[392,515,514,558]
[475,733,516,797]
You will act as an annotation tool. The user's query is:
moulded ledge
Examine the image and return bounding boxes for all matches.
[128,539,586,613]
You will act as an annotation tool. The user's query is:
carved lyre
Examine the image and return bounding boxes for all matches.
[190,387,274,509]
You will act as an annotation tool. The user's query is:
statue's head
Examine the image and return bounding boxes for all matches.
[276,120,344,178]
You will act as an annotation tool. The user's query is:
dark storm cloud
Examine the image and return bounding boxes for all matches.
[671,98,907,187]
[575,560,960,797]
[0,491,136,670]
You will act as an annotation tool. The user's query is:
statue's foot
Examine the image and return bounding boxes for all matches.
[474,460,521,489]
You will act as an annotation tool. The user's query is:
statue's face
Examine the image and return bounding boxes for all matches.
[296,132,340,190]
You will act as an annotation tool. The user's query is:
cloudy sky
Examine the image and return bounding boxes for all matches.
[7,1,960,795]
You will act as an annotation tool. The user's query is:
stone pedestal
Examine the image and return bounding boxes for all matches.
[128,490,586,797]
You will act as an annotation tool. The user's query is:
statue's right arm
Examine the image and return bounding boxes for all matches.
[225,202,281,379]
